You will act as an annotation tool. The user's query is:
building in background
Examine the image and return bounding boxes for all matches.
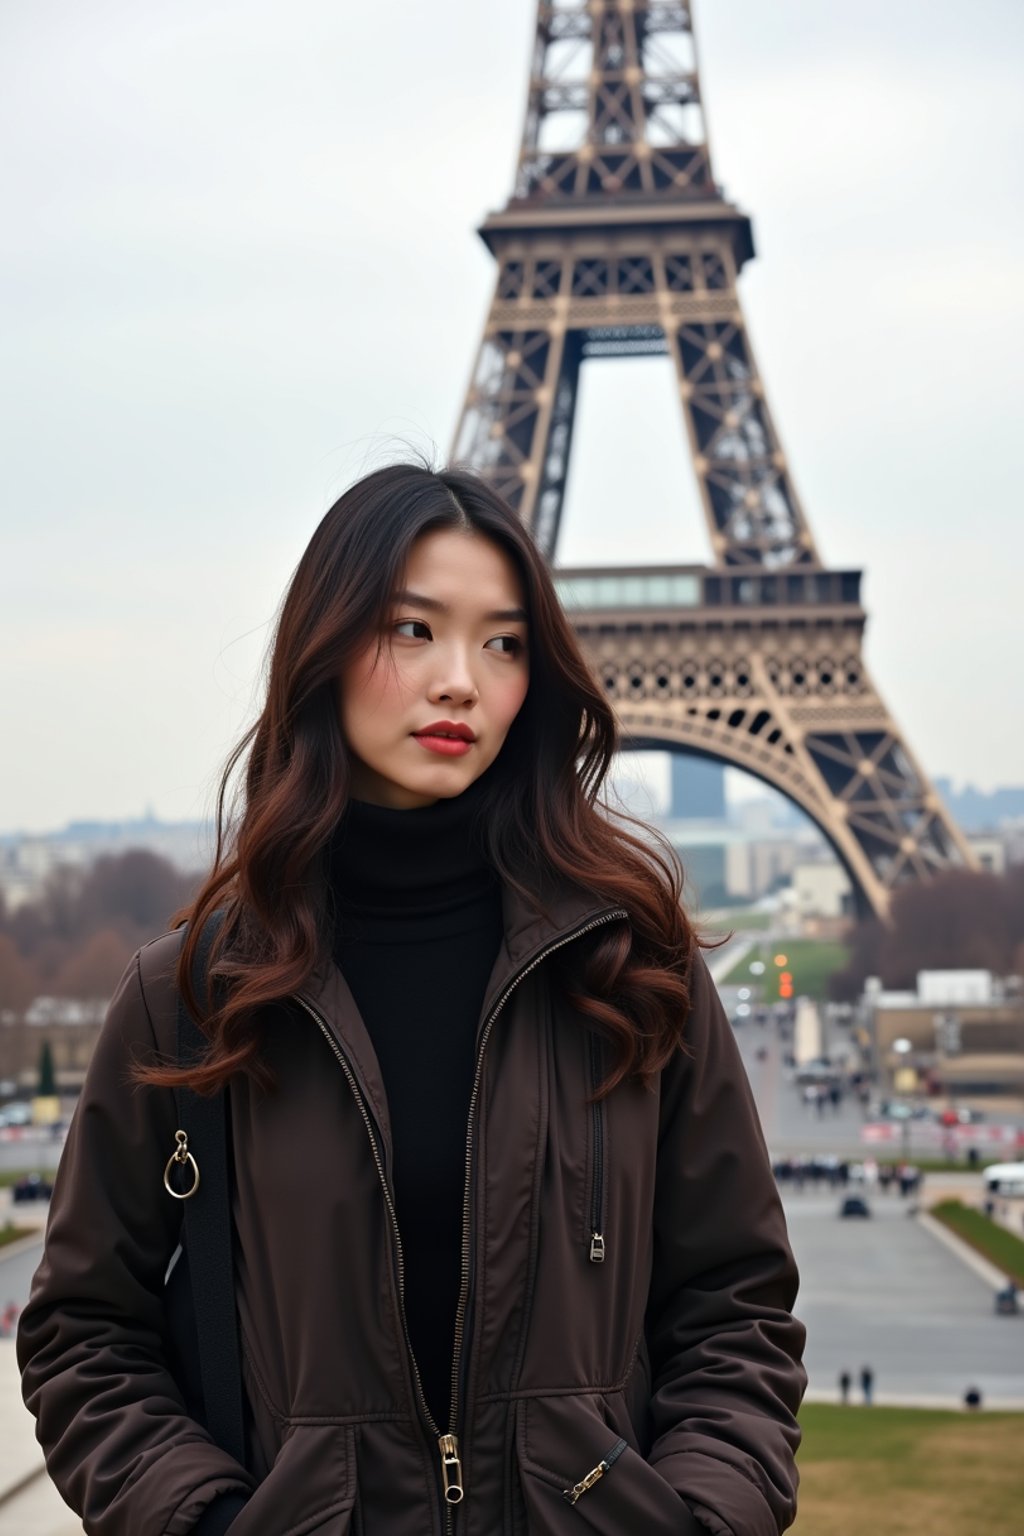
[862,970,1024,1100]
[966,833,1008,876]
[934,779,1024,831]
[669,756,725,821]
[790,858,854,928]
[0,815,209,910]
[933,779,1024,876]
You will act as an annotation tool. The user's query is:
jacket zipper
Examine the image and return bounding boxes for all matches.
[291,995,446,1504]
[587,1032,606,1263]
[296,904,627,1533]
[562,1437,628,1505]
[445,907,627,1530]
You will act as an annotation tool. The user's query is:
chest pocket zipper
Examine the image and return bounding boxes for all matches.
[587,1033,607,1264]
[562,1438,628,1504]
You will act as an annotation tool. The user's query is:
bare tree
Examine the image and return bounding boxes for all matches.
[0,934,39,1014]
[79,850,195,938]
[831,866,1024,998]
[52,929,135,1001]
[0,850,201,1002]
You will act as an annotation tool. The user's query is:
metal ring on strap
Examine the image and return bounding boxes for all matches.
[163,1128,200,1200]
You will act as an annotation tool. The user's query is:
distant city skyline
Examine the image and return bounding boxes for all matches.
[2,764,1021,845]
[2,0,1022,833]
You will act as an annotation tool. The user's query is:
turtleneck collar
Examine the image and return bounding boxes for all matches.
[326,770,498,922]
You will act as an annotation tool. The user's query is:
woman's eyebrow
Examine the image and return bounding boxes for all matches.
[392,588,527,623]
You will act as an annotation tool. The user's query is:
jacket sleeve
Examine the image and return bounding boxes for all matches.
[16,947,256,1536]
[644,952,806,1536]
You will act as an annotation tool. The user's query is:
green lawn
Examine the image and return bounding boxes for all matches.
[701,909,774,933]
[931,1200,1024,1285]
[0,1168,54,1188]
[0,1222,35,1248]
[795,1404,1024,1535]
[721,938,849,1001]
[888,1158,1002,1174]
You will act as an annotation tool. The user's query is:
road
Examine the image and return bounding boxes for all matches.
[783,1190,1023,1406]
[718,962,1024,1406]
[0,1240,44,1316]
[0,1138,62,1176]
[730,1007,871,1157]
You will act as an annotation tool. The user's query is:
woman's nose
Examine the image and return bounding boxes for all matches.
[428,647,478,705]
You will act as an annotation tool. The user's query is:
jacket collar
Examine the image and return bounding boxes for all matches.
[304,873,625,1023]
[296,875,627,1157]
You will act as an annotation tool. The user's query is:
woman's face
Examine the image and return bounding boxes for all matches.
[339,527,530,809]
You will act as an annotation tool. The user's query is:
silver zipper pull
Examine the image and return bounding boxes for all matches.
[563,1459,609,1505]
[589,1231,606,1263]
[439,1433,465,1504]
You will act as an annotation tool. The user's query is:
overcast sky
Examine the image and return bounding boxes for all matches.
[2,0,1022,835]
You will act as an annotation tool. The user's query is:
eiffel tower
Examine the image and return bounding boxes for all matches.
[450,0,974,918]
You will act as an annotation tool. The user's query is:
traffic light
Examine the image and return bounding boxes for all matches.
[778,971,794,1000]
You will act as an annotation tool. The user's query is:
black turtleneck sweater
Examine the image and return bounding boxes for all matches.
[326,777,504,1432]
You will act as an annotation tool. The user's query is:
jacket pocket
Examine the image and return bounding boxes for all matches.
[585,1034,607,1265]
[227,1423,357,1536]
[517,1395,701,1536]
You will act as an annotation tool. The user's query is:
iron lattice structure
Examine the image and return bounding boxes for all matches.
[451,0,973,917]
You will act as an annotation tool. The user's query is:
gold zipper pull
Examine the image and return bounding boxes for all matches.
[563,1459,609,1505]
[589,1231,605,1263]
[439,1433,465,1504]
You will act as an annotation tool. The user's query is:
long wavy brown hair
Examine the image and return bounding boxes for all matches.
[135,462,699,1099]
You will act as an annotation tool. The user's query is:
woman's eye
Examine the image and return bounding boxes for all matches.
[392,622,523,654]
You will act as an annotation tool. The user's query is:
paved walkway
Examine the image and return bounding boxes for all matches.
[784,1190,1024,1408]
[0,1194,78,1533]
[0,1344,73,1534]
[706,936,752,985]
[0,1469,80,1536]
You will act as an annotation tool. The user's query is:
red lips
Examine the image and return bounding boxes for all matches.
[413,720,477,742]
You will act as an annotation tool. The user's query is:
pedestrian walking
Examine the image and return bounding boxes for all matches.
[861,1365,875,1405]
[839,1370,851,1404]
[16,464,806,1535]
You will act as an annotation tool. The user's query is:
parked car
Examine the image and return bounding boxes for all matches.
[794,1060,838,1087]
[994,1281,1019,1316]
[874,1099,933,1122]
[0,1102,33,1128]
[940,1105,986,1125]
[839,1195,871,1219]
[11,1173,53,1203]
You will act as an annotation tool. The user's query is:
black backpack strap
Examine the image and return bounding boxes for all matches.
[173,913,246,1465]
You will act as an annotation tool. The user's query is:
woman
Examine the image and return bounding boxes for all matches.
[18,463,806,1535]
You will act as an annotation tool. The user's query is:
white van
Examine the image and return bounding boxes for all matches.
[984,1161,1024,1198]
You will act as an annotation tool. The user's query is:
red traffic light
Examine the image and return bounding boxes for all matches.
[779,971,793,999]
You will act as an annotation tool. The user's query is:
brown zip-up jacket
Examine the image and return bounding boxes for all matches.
[18,878,806,1536]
